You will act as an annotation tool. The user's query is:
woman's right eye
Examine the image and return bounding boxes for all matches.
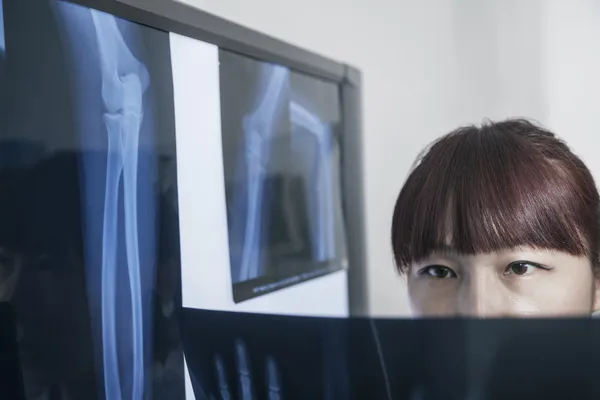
[420,265,457,279]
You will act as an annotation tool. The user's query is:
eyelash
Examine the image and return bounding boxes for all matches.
[504,261,549,276]
[418,261,549,279]
[418,265,456,279]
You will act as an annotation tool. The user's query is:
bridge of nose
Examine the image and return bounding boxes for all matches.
[457,263,509,318]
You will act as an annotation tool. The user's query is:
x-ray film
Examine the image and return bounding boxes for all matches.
[0,0,4,95]
[0,0,184,398]
[0,0,352,398]
[181,308,600,400]
[219,50,348,303]
[0,0,5,54]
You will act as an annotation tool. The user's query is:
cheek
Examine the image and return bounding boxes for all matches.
[508,271,595,316]
[502,291,541,315]
[406,271,596,317]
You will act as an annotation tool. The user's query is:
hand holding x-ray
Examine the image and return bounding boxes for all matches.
[213,339,282,400]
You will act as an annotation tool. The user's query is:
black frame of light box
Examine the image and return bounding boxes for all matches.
[66,0,369,316]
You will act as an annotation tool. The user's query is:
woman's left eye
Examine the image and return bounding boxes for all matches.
[504,261,542,276]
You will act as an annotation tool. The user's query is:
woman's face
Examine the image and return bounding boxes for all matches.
[407,247,600,317]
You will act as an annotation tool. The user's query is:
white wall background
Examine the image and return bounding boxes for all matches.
[175,0,600,316]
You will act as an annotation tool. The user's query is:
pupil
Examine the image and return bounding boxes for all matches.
[436,268,448,278]
[512,263,527,275]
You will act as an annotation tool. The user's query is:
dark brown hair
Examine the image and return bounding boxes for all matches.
[391,118,600,273]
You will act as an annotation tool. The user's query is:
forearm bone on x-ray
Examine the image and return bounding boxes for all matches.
[238,66,288,282]
[92,9,150,400]
[239,68,337,281]
[0,0,5,54]
[289,101,335,262]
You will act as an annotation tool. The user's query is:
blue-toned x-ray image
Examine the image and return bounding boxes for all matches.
[212,339,283,400]
[219,50,348,303]
[0,0,5,54]
[0,0,184,399]
[53,4,154,399]
[180,308,351,400]
[53,2,175,399]
[227,62,291,285]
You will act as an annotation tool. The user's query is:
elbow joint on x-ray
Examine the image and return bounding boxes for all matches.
[91,8,150,400]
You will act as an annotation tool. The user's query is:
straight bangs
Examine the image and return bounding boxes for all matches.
[392,121,599,272]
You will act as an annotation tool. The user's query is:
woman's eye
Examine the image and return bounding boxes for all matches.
[505,261,541,276]
[421,266,457,279]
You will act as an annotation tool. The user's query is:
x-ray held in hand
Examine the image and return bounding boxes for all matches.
[213,339,282,400]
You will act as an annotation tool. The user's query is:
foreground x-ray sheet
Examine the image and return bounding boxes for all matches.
[0,304,25,399]
[180,308,600,400]
[0,0,184,398]
[219,51,348,303]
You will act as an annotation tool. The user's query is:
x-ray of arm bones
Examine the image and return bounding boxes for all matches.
[290,101,335,262]
[0,0,4,54]
[50,5,153,398]
[91,9,150,400]
[237,66,337,282]
[237,65,288,282]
